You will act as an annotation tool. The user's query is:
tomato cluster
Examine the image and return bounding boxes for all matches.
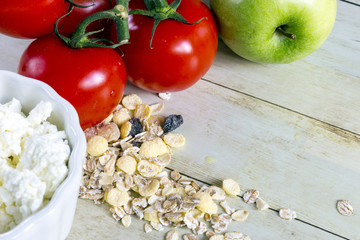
[1,0,218,129]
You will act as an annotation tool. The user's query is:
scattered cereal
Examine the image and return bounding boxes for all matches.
[170,170,181,181]
[224,231,245,240]
[139,138,169,158]
[279,208,296,220]
[134,104,151,120]
[116,156,137,175]
[120,121,132,139]
[158,92,171,101]
[113,107,131,126]
[166,230,180,240]
[87,136,108,157]
[194,192,218,214]
[209,235,225,240]
[122,94,142,110]
[222,179,241,196]
[182,233,198,240]
[163,133,186,148]
[122,215,132,227]
[97,122,120,142]
[144,223,153,233]
[337,200,354,216]
[256,198,270,211]
[80,94,256,240]
[243,190,259,204]
[149,102,165,115]
[231,210,249,222]
[105,188,130,207]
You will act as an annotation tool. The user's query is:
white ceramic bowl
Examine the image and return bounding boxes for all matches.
[0,70,86,240]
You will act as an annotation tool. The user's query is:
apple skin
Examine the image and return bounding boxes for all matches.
[210,0,337,64]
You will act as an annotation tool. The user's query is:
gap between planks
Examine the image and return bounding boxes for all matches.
[165,166,350,240]
[340,0,360,7]
[200,77,360,139]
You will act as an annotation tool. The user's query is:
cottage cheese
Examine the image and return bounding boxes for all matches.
[0,98,70,233]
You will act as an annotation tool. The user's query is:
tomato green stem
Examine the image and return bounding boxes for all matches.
[65,0,95,8]
[54,0,130,48]
[130,0,206,48]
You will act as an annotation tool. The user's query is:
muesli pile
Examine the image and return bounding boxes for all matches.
[80,94,274,240]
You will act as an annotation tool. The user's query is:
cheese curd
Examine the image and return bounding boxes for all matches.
[0,98,70,233]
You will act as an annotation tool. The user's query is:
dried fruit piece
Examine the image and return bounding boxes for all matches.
[166,230,180,240]
[105,188,130,207]
[337,200,354,216]
[122,94,142,110]
[279,208,296,220]
[256,198,270,210]
[163,133,186,148]
[116,155,137,175]
[162,114,183,133]
[243,190,259,204]
[97,122,120,142]
[87,136,108,157]
[129,118,143,137]
[222,179,240,196]
[231,210,249,222]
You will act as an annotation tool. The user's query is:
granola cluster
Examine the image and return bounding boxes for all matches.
[79,93,276,240]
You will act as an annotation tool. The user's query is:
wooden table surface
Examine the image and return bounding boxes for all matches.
[0,0,359,239]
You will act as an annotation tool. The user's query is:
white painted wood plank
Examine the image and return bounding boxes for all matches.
[304,0,360,77]
[118,81,360,239]
[203,0,360,134]
[0,35,32,72]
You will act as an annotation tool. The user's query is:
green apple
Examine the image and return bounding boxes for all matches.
[210,0,337,64]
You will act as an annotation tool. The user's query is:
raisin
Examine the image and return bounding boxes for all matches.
[162,114,183,133]
[132,141,143,148]
[129,118,143,137]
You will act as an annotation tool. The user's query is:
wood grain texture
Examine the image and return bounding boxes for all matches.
[204,1,360,135]
[0,2,358,240]
[117,80,360,239]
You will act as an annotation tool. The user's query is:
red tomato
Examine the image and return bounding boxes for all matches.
[18,35,127,129]
[0,0,68,39]
[59,0,114,37]
[111,0,218,92]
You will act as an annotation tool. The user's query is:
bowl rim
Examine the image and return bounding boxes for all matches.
[0,70,86,238]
